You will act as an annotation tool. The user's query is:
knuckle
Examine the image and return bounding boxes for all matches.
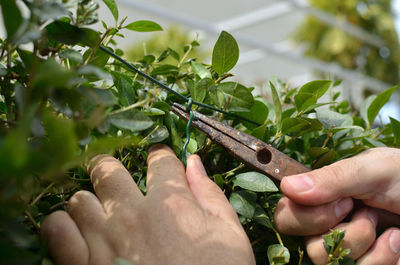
[90,156,121,181]
[41,211,68,238]
[67,190,94,210]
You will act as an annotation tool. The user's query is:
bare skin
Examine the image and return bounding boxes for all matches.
[42,146,400,265]
[274,147,400,264]
[41,145,255,265]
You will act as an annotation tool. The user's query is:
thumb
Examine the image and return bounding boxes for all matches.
[280,147,400,207]
[186,155,239,223]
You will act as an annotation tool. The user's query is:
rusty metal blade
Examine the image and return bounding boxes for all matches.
[171,103,310,181]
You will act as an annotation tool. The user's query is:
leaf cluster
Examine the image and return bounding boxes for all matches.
[0,1,399,265]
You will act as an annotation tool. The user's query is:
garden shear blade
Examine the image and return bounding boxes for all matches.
[171,102,310,181]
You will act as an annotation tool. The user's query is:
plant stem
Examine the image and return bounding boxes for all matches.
[25,210,40,231]
[274,228,284,246]
[84,28,111,65]
[109,98,149,115]
[215,73,234,83]
[138,125,160,145]
[30,183,55,206]
[178,44,192,67]
[223,163,245,179]
[322,131,333,148]
[297,248,304,265]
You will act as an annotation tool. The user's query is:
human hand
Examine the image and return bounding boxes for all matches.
[41,144,255,265]
[274,147,400,264]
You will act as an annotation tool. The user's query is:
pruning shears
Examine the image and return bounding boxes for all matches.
[171,102,310,181]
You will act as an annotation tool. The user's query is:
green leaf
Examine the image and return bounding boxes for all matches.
[46,21,85,45]
[145,126,169,144]
[80,28,101,48]
[316,109,349,130]
[232,171,278,192]
[360,95,376,123]
[253,205,273,229]
[212,31,239,75]
[189,78,213,104]
[390,117,400,147]
[0,0,23,39]
[17,49,35,70]
[236,99,269,129]
[83,48,110,67]
[294,80,332,111]
[229,190,257,218]
[270,81,282,131]
[112,72,138,106]
[59,49,83,63]
[367,86,397,125]
[115,258,134,265]
[142,108,165,116]
[282,118,311,135]
[108,109,153,132]
[267,244,290,265]
[124,20,163,32]
[34,1,69,21]
[102,0,118,22]
[150,65,179,76]
[191,61,212,79]
[0,101,7,114]
[215,82,254,111]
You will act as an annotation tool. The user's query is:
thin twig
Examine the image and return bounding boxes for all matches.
[30,183,55,206]
[25,210,40,231]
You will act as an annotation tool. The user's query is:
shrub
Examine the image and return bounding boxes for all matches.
[0,0,399,264]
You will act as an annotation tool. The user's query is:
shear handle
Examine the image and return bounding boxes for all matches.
[171,103,310,181]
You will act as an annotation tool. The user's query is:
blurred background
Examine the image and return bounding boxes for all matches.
[97,0,400,122]
[3,0,400,121]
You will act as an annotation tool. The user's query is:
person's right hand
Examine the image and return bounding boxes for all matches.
[41,145,255,265]
[274,147,400,264]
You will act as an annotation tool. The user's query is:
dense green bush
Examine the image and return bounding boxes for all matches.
[0,0,399,264]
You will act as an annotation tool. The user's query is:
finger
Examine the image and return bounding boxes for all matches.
[41,211,89,265]
[186,155,239,224]
[67,191,107,235]
[357,228,400,265]
[305,208,378,264]
[274,196,353,235]
[280,147,400,208]
[146,144,192,197]
[88,154,143,212]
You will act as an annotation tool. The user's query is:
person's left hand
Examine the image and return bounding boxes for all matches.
[41,144,255,265]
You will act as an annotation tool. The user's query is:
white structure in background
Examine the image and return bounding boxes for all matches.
[94,0,396,112]
[0,0,398,118]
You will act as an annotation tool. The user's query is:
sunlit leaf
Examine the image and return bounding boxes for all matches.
[109,110,153,132]
[367,86,397,126]
[232,172,278,192]
[229,191,257,218]
[267,244,290,265]
[102,0,118,22]
[191,61,212,79]
[46,21,85,45]
[212,31,239,74]
[390,117,400,147]
[270,81,282,131]
[124,20,163,32]
[294,80,332,111]
[0,0,23,39]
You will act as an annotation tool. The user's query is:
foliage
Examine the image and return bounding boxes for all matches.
[0,1,399,265]
[293,0,400,85]
[323,229,355,265]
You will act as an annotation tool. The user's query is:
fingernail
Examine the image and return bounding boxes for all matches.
[389,230,400,254]
[193,155,207,176]
[334,198,353,218]
[285,174,314,193]
[367,209,378,228]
